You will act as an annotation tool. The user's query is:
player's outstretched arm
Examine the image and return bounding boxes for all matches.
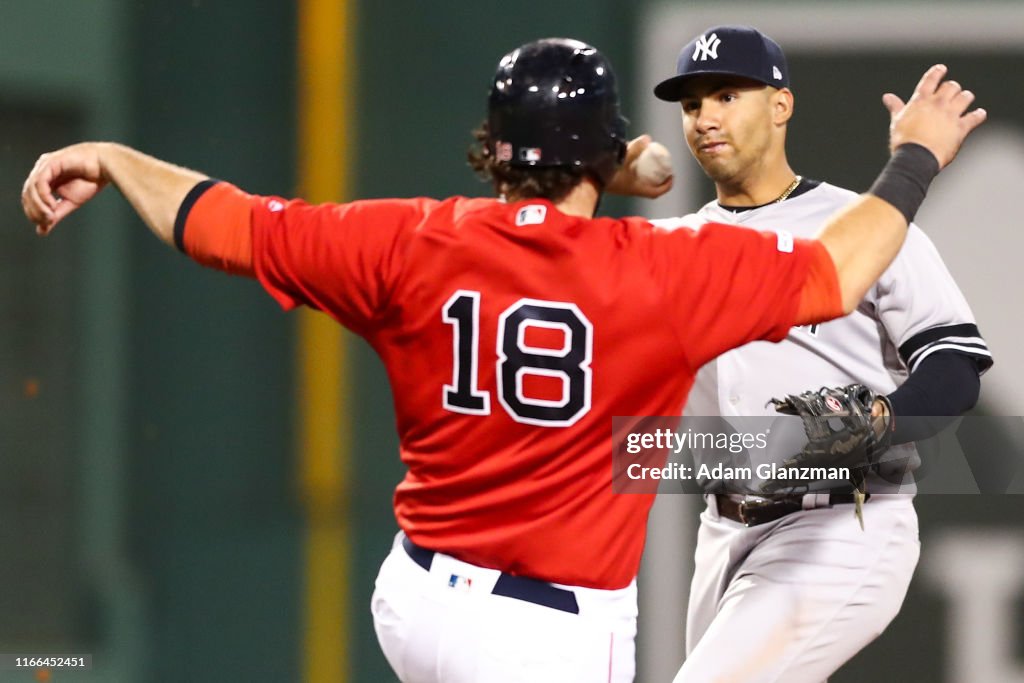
[815,64,986,315]
[22,142,207,246]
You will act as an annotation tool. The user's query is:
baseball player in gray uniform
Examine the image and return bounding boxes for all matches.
[650,26,993,682]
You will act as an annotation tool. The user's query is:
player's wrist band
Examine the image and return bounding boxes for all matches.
[868,143,940,224]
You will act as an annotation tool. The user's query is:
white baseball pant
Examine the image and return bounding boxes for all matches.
[675,494,919,683]
[372,532,638,682]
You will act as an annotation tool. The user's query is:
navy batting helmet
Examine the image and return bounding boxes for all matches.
[487,38,628,186]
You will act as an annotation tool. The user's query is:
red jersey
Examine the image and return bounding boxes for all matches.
[186,188,821,589]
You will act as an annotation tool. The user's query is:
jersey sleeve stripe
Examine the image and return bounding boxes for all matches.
[181,181,257,276]
[173,178,221,252]
[906,337,989,366]
[910,342,993,373]
[899,323,989,364]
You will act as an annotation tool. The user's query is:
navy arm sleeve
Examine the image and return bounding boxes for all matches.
[887,350,982,444]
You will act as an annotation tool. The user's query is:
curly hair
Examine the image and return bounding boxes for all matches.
[467,121,587,203]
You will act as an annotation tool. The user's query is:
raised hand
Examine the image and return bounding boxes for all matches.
[21,143,108,236]
[884,64,987,169]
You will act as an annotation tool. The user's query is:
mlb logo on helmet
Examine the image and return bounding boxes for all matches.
[519,147,542,162]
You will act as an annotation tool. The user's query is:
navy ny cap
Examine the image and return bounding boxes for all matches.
[654,25,790,101]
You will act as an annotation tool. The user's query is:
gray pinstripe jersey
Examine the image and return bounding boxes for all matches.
[653,181,992,493]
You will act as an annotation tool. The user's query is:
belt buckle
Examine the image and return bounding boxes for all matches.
[737,500,753,526]
[736,498,774,526]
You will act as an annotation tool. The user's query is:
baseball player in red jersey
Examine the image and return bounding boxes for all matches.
[22,37,984,682]
[646,26,993,682]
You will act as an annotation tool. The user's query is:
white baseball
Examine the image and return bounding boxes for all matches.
[634,141,673,185]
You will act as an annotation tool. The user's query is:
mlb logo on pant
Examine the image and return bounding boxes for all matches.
[448,574,473,591]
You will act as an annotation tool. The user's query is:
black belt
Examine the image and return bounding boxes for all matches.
[401,535,580,614]
[714,493,868,527]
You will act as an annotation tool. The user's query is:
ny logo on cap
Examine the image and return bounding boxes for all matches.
[692,32,721,61]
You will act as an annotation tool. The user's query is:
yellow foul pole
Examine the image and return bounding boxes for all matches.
[297,0,354,680]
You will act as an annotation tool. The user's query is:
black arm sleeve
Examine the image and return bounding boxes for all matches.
[887,351,982,444]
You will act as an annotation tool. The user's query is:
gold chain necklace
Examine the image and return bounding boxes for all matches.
[774,175,802,203]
